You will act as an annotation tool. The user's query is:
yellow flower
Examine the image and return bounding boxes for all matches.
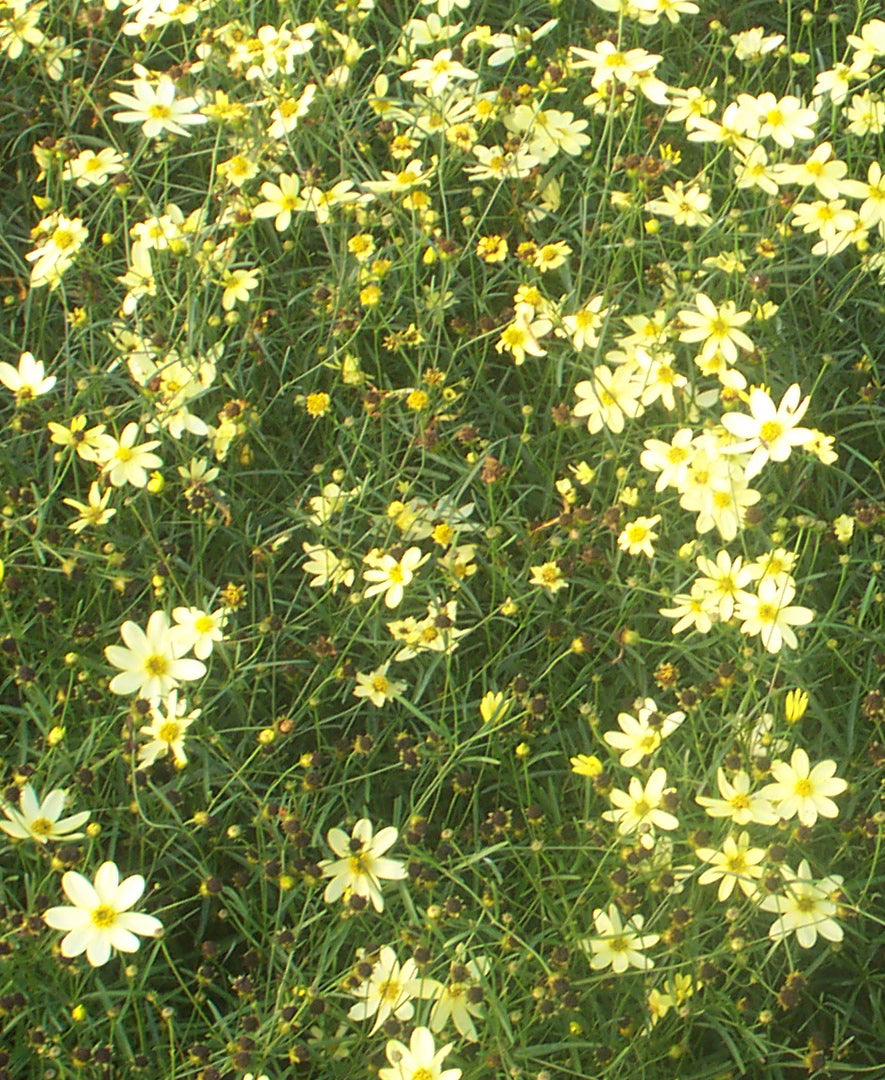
[305,392,331,418]
[784,688,809,724]
[570,754,603,777]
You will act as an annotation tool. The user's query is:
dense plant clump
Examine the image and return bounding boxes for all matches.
[1,0,885,1077]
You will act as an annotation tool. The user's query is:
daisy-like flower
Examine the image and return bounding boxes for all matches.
[171,606,227,660]
[644,181,712,227]
[301,542,355,593]
[758,860,844,948]
[348,946,428,1032]
[602,767,679,845]
[252,173,304,231]
[62,482,116,533]
[574,364,645,434]
[362,547,428,608]
[319,818,407,913]
[659,585,716,635]
[695,768,778,826]
[109,76,207,138]
[760,748,847,826]
[427,954,489,1042]
[353,663,407,707]
[95,423,163,488]
[617,514,661,558]
[582,903,659,973]
[48,416,108,461]
[603,699,684,768]
[400,48,477,95]
[137,690,200,769]
[0,784,90,843]
[25,214,89,288]
[678,293,754,365]
[529,561,567,594]
[720,384,815,480]
[62,147,126,188]
[43,861,163,967]
[219,268,259,310]
[105,610,207,700]
[694,550,754,621]
[0,351,56,403]
[734,578,814,653]
[379,1025,462,1080]
[695,831,766,901]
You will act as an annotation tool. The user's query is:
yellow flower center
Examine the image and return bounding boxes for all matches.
[380,978,403,1002]
[158,721,181,744]
[30,816,54,836]
[609,935,629,952]
[730,793,750,810]
[114,445,134,462]
[194,615,214,634]
[52,229,74,250]
[796,894,817,913]
[759,421,782,445]
[144,654,169,676]
[148,104,172,120]
[91,905,117,928]
[725,854,747,873]
[371,676,390,694]
[794,778,813,796]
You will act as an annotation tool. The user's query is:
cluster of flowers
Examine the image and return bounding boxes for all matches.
[571,698,848,981]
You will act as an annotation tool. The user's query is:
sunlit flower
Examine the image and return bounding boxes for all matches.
[617,515,661,558]
[529,561,567,593]
[583,903,659,973]
[0,351,55,403]
[319,818,406,912]
[603,767,679,844]
[43,861,163,967]
[363,547,428,608]
[427,953,489,1041]
[734,578,814,653]
[758,860,844,948]
[695,769,778,826]
[348,947,428,1032]
[760,748,847,826]
[62,482,116,533]
[353,663,407,707]
[95,423,162,488]
[695,831,766,900]
[171,606,228,660]
[109,76,207,138]
[603,699,684,767]
[0,784,90,843]
[379,1025,461,1080]
[105,610,207,700]
[137,690,200,768]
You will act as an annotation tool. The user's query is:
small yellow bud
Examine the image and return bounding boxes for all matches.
[784,688,809,725]
[146,471,165,494]
[480,690,508,725]
[47,726,66,746]
[258,728,275,745]
[71,1005,87,1022]
[515,741,531,758]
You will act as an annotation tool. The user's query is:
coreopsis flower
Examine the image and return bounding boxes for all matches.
[353,663,407,707]
[95,423,163,488]
[677,293,754,365]
[695,832,766,900]
[320,819,407,913]
[760,748,847,826]
[427,955,489,1041]
[734,578,814,653]
[362,547,428,608]
[348,947,428,1032]
[645,182,712,227]
[48,416,108,461]
[617,515,661,558]
[0,784,89,843]
[62,482,116,533]
[640,429,696,491]
[583,903,659,973]
[380,1026,461,1080]
[62,146,126,187]
[171,606,227,660]
[529,561,567,593]
[758,860,844,948]
[109,76,207,138]
[570,753,603,777]
[694,550,754,621]
[400,48,477,95]
[603,699,684,767]
[602,767,679,845]
[105,610,207,700]
[43,861,163,967]
[137,690,200,768]
[252,173,305,231]
[219,268,259,310]
[720,384,814,479]
[559,294,609,350]
[494,305,552,365]
[573,364,645,434]
[25,214,88,288]
[659,585,716,635]
[695,769,778,826]
[301,543,355,593]
[0,351,55,403]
